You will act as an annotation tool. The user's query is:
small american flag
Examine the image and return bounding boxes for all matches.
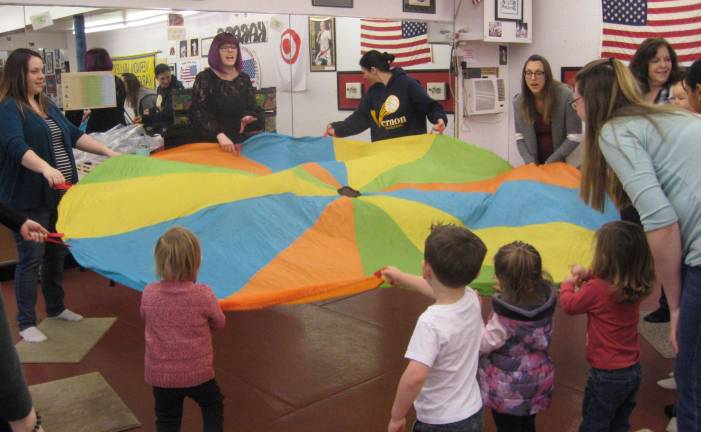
[181,62,198,82]
[360,19,431,67]
[601,0,701,64]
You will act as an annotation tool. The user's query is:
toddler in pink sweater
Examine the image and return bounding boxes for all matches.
[140,226,226,432]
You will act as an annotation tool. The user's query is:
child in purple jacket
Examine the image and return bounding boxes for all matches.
[140,226,226,432]
[479,241,556,432]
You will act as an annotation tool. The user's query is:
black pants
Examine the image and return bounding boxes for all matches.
[492,411,536,432]
[620,206,668,311]
[153,379,224,432]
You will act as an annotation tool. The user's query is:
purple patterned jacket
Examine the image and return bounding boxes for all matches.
[478,284,557,416]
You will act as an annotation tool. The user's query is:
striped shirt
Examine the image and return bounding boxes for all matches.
[44,117,73,185]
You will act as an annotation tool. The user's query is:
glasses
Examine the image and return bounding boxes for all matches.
[569,96,582,111]
[219,45,237,52]
[524,70,545,79]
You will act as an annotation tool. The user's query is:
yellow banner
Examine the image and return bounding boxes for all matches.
[112,52,157,89]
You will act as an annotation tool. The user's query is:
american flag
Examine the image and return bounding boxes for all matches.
[241,45,260,88]
[360,19,431,67]
[601,0,701,64]
[181,62,198,82]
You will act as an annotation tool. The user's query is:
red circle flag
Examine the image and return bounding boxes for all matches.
[280,28,301,65]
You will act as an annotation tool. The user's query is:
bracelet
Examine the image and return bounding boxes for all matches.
[32,411,42,432]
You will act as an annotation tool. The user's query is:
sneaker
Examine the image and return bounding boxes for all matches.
[48,309,83,322]
[19,326,47,342]
[644,307,670,323]
[658,377,677,390]
[666,417,677,432]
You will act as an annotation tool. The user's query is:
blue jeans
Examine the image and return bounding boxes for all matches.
[412,408,484,432]
[12,208,66,330]
[676,265,701,431]
[579,364,641,432]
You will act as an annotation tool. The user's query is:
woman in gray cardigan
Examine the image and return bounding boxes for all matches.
[513,54,582,165]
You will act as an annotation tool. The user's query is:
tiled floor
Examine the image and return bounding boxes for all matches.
[1,268,675,431]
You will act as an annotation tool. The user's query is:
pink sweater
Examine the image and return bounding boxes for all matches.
[140,281,226,388]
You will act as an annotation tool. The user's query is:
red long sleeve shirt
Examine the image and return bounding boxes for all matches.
[140,281,226,388]
[559,278,640,370]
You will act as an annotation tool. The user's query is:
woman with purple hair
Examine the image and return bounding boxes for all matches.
[189,32,264,154]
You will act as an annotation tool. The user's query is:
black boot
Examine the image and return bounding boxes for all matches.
[644,307,670,323]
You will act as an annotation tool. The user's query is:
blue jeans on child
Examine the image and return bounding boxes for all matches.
[153,379,224,432]
[579,363,641,432]
[412,408,484,432]
[12,208,66,330]
[676,265,701,432]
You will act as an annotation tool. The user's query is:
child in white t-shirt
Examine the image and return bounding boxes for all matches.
[382,224,487,432]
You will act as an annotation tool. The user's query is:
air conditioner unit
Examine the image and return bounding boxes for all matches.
[463,77,506,116]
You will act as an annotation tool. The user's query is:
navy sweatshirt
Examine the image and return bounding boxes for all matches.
[331,68,448,142]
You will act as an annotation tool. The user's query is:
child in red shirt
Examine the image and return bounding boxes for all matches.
[560,221,654,431]
[140,227,226,432]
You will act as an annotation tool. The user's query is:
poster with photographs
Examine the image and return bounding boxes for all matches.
[309,16,336,72]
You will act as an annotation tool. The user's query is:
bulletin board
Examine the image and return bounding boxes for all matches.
[336,69,454,113]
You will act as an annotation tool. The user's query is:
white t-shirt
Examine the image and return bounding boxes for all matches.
[405,288,483,425]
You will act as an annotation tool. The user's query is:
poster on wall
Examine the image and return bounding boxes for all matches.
[167,13,186,41]
[216,20,268,44]
[201,37,214,58]
[190,39,199,57]
[309,16,336,72]
[179,40,188,58]
[180,60,199,86]
[112,52,157,89]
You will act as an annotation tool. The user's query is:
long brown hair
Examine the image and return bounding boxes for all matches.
[494,241,551,308]
[519,54,557,124]
[592,221,654,303]
[0,48,48,114]
[576,58,680,211]
[629,38,682,94]
[122,73,141,112]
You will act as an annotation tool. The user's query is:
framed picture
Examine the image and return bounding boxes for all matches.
[488,21,503,38]
[515,21,528,39]
[201,37,214,58]
[311,0,353,7]
[403,0,436,14]
[345,82,363,99]
[499,45,508,65]
[179,40,188,58]
[426,82,446,101]
[561,66,582,90]
[495,0,524,22]
[337,69,454,112]
[309,16,336,72]
[43,52,54,75]
[168,63,177,79]
[190,38,199,57]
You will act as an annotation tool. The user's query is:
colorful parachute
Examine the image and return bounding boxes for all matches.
[58,133,617,310]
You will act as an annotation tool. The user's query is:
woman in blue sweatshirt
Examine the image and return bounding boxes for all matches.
[326,50,447,142]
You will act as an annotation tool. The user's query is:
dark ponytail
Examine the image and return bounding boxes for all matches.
[359,50,395,72]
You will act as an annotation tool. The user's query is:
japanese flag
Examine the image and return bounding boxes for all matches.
[274,15,307,92]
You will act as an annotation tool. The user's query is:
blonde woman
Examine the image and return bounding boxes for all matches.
[574,57,701,432]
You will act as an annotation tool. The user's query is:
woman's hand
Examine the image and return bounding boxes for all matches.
[324,124,336,137]
[431,118,446,134]
[41,166,65,186]
[217,133,238,154]
[240,116,257,133]
[20,219,48,243]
